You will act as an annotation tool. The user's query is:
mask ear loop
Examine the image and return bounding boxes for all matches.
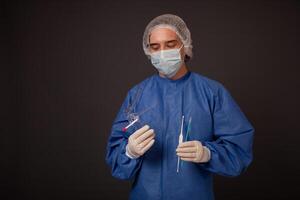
[178,44,185,62]
[178,44,184,50]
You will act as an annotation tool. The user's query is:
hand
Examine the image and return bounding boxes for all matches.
[176,140,210,163]
[126,125,155,159]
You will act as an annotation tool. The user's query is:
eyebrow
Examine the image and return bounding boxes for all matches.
[149,40,178,46]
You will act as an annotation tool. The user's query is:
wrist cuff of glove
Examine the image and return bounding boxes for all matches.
[125,144,140,159]
[201,146,211,163]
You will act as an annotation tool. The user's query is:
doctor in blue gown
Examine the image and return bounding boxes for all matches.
[106,14,254,200]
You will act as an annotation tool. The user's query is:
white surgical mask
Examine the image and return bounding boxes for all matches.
[150,45,183,78]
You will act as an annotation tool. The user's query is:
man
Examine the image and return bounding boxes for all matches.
[106,14,254,200]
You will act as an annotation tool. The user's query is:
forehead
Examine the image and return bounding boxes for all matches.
[149,27,179,43]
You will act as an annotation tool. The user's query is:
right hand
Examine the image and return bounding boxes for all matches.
[126,125,155,159]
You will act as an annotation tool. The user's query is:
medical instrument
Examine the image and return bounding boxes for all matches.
[122,117,139,132]
[177,115,184,173]
[180,117,192,168]
[123,103,157,132]
[185,117,192,141]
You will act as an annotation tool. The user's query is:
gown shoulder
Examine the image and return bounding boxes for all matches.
[190,72,228,96]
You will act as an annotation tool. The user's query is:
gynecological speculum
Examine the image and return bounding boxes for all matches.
[122,115,139,132]
[122,104,156,132]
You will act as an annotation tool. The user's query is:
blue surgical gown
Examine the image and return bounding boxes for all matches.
[106,71,254,200]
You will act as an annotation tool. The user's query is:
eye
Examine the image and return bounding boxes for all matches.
[166,41,177,48]
[149,44,160,51]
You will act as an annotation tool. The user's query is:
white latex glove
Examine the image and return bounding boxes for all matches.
[126,125,155,159]
[176,140,211,163]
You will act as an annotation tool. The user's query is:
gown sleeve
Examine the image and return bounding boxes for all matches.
[105,89,143,180]
[199,84,254,177]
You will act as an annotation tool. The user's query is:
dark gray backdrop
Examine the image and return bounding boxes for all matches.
[2,0,300,199]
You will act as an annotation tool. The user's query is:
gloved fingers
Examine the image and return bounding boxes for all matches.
[136,129,155,144]
[138,135,155,149]
[176,147,196,153]
[178,141,198,148]
[128,137,137,148]
[192,144,205,162]
[177,152,196,158]
[195,144,203,156]
[180,157,196,162]
[141,139,155,154]
[132,125,150,139]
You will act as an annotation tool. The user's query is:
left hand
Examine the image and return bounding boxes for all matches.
[176,141,210,163]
